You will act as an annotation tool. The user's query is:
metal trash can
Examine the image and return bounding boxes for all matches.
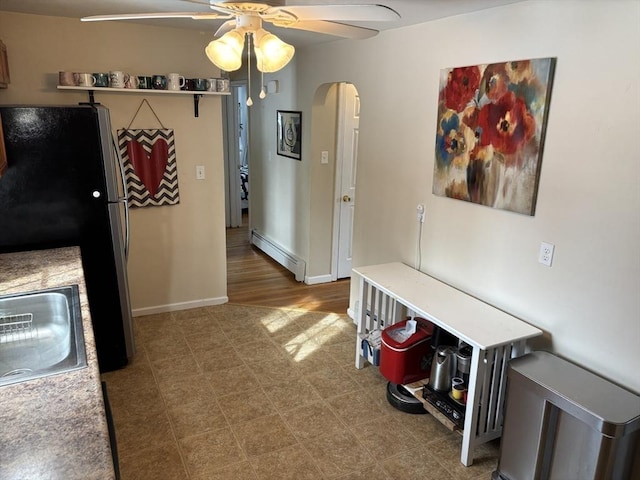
[493,351,640,480]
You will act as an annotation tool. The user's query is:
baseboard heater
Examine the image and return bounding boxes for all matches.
[250,229,306,282]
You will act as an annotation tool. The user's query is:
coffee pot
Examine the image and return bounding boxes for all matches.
[456,344,472,384]
[429,345,458,392]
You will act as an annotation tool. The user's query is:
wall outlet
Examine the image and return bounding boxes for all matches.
[538,241,554,267]
[321,151,329,164]
[416,204,425,223]
[196,165,205,180]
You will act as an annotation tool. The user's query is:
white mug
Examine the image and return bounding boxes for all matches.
[109,71,128,88]
[206,78,217,92]
[77,73,96,87]
[167,73,185,91]
[216,78,230,93]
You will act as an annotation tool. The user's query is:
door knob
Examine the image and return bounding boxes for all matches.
[342,195,351,202]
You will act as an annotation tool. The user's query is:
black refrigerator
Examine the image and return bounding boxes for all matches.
[0,104,135,372]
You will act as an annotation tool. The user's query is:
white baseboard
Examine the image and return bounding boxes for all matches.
[251,229,306,282]
[132,296,229,317]
[305,274,332,285]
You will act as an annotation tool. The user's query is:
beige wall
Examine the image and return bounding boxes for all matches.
[246,61,312,263]
[293,0,640,392]
[0,11,228,314]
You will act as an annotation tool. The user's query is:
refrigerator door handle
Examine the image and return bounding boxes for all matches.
[112,135,130,259]
[123,197,130,261]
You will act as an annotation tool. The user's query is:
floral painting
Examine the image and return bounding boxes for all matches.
[433,57,556,215]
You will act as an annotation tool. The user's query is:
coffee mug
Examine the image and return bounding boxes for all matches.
[167,73,185,91]
[125,76,139,89]
[182,79,196,91]
[109,71,128,88]
[216,78,230,93]
[452,384,466,401]
[206,78,217,92]
[193,78,207,91]
[93,73,109,87]
[152,75,167,90]
[59,71,77,86]
[77,73,96,87]
[137,76,153,89]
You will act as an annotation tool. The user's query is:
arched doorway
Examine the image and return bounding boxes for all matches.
[308,82,360,283]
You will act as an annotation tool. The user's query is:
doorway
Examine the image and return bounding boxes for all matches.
[223,80,249,228]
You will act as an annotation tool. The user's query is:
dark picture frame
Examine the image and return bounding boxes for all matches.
[277,110,302,160]
[0,113,7,177]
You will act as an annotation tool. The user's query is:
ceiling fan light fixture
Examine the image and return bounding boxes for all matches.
[254,29,295,73]
[205,29,245,71]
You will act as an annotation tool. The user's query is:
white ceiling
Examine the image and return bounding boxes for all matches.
[0,0,524,47]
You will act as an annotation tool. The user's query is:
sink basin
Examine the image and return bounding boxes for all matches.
[0,285,87,386]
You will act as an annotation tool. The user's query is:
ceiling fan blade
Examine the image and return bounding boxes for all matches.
[215,19,237,37]
[81,12,229,22]
[283,20,379,39]
[266,4,400,22]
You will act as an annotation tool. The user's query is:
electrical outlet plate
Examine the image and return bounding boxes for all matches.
[538,241,554,267]
[416,204,425,223]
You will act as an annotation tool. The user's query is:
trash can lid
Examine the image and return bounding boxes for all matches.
[509,351,640,437]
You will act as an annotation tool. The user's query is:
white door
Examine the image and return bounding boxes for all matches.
[332,83,360,279]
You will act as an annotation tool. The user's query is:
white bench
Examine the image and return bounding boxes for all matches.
[353,262,543,466]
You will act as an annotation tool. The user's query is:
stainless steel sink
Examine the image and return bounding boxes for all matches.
[0,285,87,386]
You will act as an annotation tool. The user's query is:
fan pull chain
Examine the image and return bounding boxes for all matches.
[246,32,253,107]
[258,37,266,99]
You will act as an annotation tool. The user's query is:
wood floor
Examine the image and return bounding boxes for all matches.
[226,214,351,314]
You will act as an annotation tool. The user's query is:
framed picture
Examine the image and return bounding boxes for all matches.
[0,40,9,88]
[277,110,302,160]
[0,113,7,177]
[433,57,556,215]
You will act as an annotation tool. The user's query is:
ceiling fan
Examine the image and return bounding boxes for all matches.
[82,1,401,73]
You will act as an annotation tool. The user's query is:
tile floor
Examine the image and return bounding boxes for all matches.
[101,304,499,480]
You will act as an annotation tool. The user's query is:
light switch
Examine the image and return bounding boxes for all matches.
[196,165,205,180]
[321,151,329,164]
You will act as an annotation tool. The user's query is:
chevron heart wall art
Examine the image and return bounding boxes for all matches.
[118,128,180,207]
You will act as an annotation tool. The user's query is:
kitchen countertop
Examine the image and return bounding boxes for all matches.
[0,247,116,480]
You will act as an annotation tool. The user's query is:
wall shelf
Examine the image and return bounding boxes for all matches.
[57,85,230,117]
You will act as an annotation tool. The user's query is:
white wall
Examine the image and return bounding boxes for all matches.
[247,60,312,264]
[292,0,640,392]
[247,67,343,282]
[0,12,229,313]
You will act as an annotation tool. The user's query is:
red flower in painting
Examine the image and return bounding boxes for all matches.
[476,91,535,155]
[480,63,509,102]
[444,66,481,112]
